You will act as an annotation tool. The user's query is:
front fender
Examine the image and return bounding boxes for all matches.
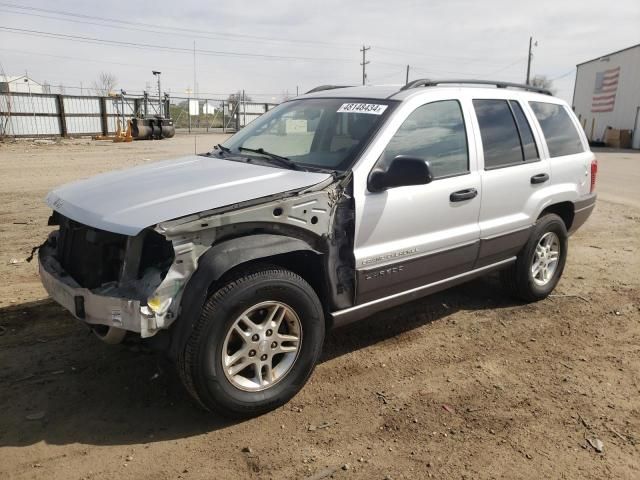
[168,234,318,359]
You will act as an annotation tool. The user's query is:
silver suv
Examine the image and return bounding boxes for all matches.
[39,80,597,417]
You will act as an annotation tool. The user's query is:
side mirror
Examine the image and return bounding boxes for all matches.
[368,155,433,192]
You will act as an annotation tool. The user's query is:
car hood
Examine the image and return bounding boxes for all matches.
[46,155,331,235]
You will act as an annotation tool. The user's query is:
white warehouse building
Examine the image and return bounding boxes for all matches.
[572,43,640,149]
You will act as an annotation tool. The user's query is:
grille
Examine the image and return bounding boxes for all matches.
[57,216,128,289]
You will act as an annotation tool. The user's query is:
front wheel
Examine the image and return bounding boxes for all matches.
[178,266,325,418]
[501,213,568,302]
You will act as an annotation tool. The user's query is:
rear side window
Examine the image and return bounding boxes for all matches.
[473,99,527,169]
[529,102,584,157]
[381,100,468,179]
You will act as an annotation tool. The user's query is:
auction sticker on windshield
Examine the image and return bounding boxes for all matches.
[337,103,388,115]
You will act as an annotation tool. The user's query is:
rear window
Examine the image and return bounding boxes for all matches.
[529,102,584,157]
[472,99,526,169]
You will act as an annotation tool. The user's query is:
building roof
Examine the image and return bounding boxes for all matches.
[576,43,640,67]
[1,74,42,85]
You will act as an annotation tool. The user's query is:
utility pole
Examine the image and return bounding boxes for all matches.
[405,65,410,85]
[193,40,197,128]
[153,71,162,117]
[360,45,370,86]
[526,36,536,85]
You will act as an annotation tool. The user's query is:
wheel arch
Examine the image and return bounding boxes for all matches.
[168,233,325,359]
[538,201,575,231]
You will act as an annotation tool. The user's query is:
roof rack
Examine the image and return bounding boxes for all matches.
[305,85,354,94]
[400,79,552,95]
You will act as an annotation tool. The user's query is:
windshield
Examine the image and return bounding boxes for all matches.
[220,98,397,171]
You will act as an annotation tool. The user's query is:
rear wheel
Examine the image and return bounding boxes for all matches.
[178,266,325,418]
[501,213,568,301]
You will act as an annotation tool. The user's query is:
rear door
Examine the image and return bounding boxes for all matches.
[471,97,551,266]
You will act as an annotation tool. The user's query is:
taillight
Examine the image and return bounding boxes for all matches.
[590,159,598,193]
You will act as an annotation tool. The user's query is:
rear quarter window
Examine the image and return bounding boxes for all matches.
[529,102,584,157]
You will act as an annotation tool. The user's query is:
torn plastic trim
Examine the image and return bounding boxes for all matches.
[137,237,212,337]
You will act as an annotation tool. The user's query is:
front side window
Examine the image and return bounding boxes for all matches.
[222,98,396,170]
[529,102,584,157]
[380,100,469,179]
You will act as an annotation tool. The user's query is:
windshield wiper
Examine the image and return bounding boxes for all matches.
[214,143,231,154]
[238,147,300,170]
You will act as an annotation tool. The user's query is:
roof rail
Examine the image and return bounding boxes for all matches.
[400,79,552,95]
[305,85,354,94]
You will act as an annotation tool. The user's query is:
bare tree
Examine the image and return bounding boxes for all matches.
[530,75,555,94]
[92,72,117,96]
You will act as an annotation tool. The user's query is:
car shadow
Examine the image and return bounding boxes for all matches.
[0,275,521,447]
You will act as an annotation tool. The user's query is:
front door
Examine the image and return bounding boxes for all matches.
[352,98,481,304]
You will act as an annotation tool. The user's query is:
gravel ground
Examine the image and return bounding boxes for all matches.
[0,135,638,479]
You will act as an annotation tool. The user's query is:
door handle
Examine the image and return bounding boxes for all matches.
[530,173,549,184]
[450,188,478,202]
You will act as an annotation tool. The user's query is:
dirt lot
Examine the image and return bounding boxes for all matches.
[0,135,638,479]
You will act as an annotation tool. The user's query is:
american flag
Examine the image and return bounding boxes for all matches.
[591,66,620,113]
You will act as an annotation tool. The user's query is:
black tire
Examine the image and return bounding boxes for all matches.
[501,213,568,302]
[177,265,325,418]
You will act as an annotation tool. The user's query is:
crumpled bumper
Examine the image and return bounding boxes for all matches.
[38,242,150,333]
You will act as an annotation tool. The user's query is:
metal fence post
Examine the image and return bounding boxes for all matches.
[99,97,108,136]
[56,94,67,137]
[222,100,225,133]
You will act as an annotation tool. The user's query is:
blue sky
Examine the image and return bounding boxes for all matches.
[0,0,638,102]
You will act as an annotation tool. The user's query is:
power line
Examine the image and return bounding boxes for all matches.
[0,7,357,52]
[0,26,357,63]
[0,3,525,70]
[550,69,575,81]
[0,2,357,50]
[371,45,520,67]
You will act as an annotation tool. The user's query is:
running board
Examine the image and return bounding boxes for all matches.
[330,257,516,328]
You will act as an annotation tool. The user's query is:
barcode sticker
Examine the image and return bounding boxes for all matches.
[337,103,388,115]
[111,310,122,325]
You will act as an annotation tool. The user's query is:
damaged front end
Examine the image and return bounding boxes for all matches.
[39,213,187,339]
[39,174,354,343]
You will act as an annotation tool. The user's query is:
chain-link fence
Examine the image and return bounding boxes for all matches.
[169,97,277,133]
[1,91,279,138]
